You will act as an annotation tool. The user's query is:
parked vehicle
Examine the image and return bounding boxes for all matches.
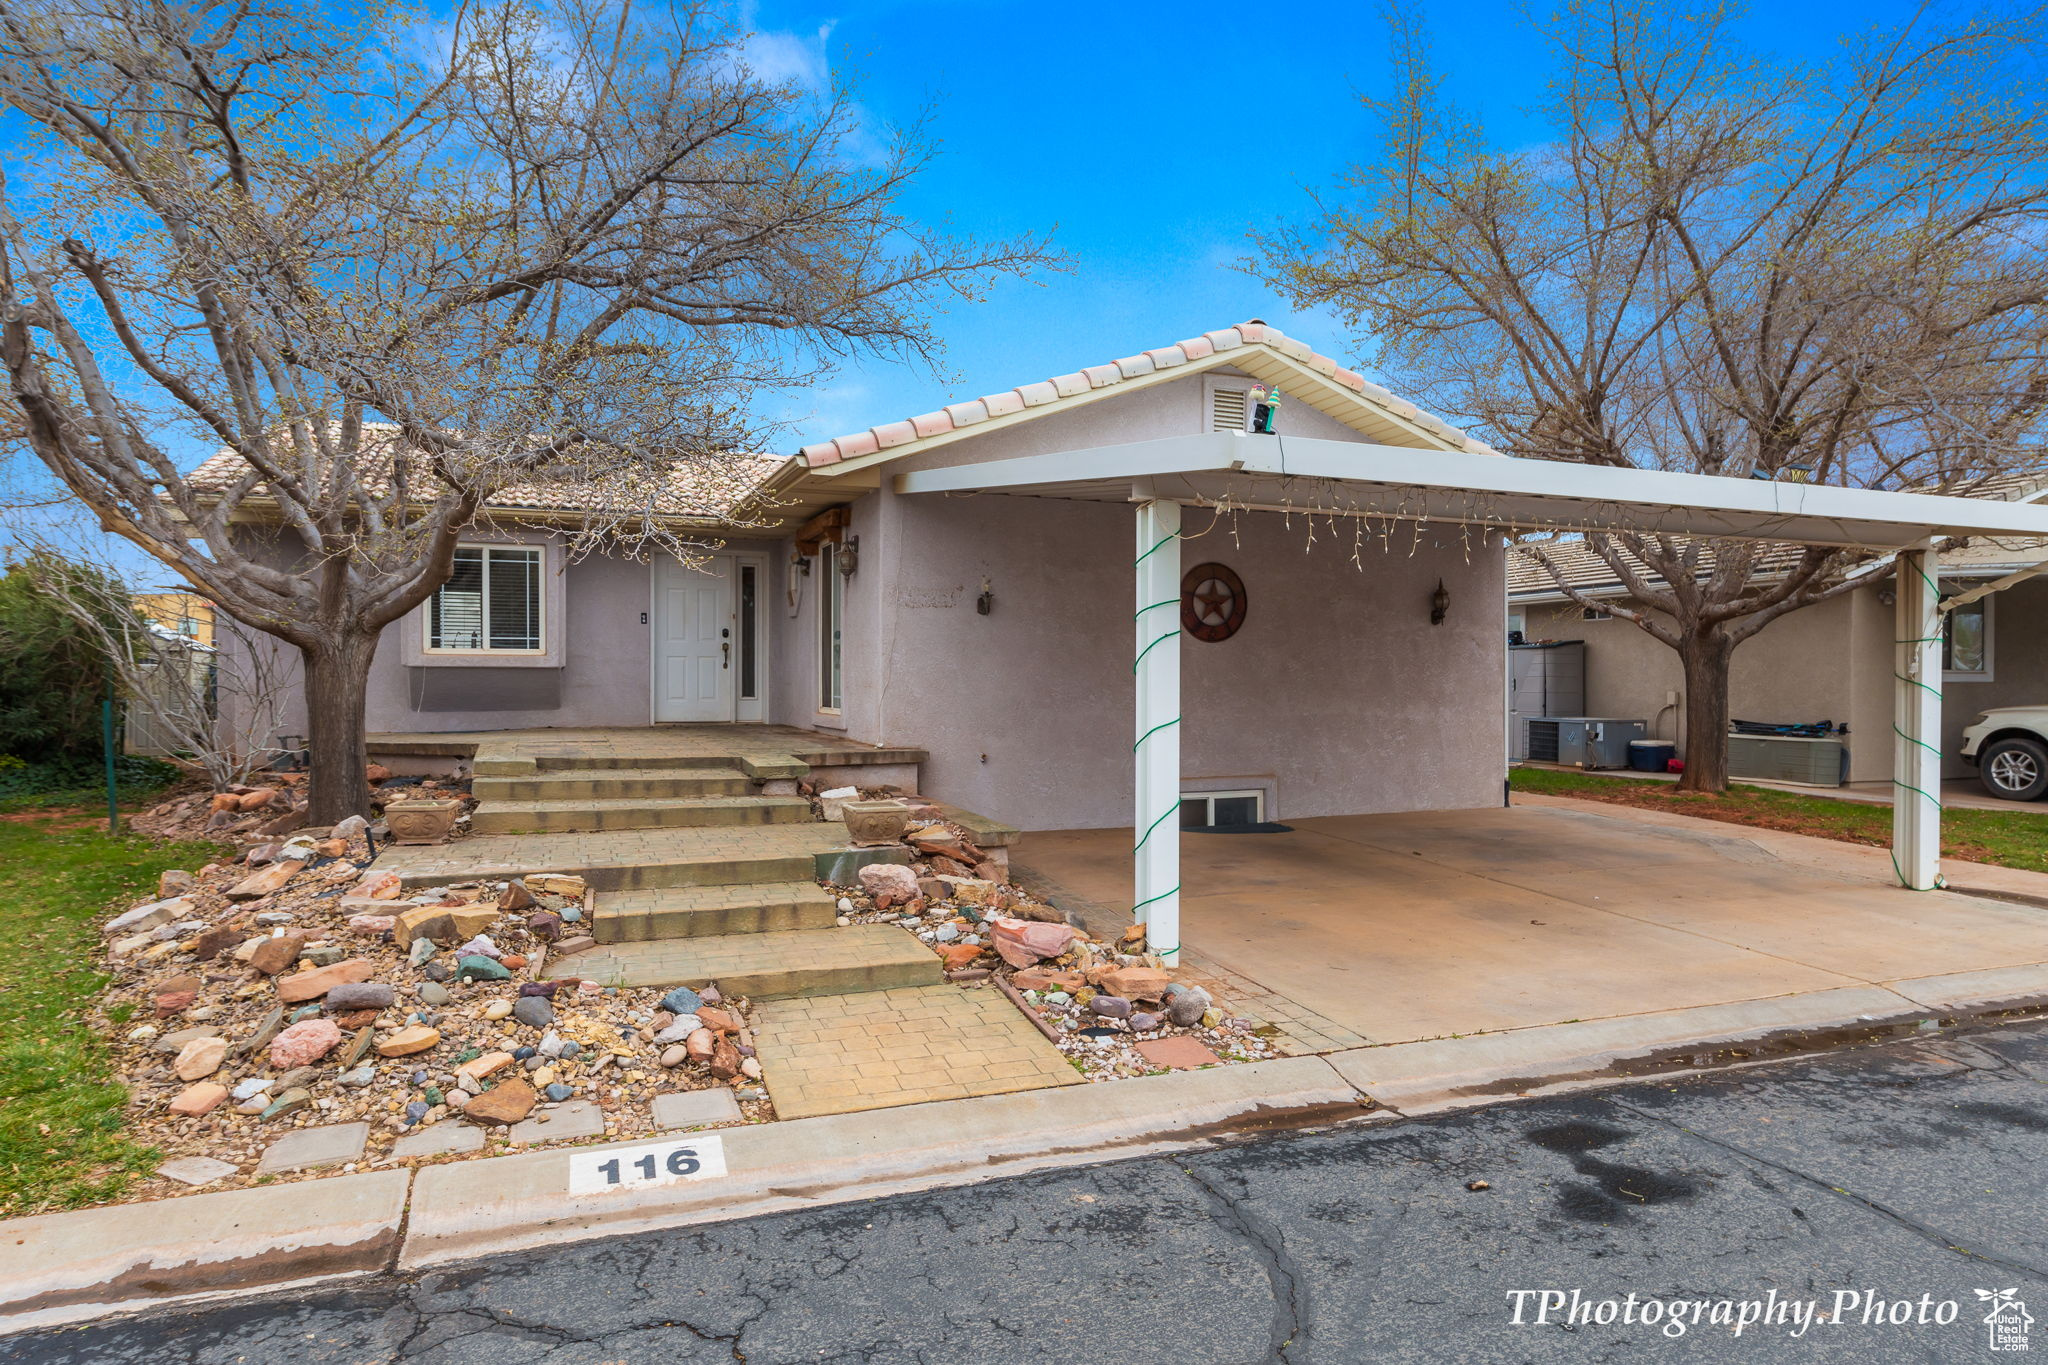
[1961,707,2048,800]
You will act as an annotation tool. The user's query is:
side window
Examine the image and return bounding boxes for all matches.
[428,545,543,652]
[1943,597,1991,679]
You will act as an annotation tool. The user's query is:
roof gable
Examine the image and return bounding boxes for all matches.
[795,320,1498,475]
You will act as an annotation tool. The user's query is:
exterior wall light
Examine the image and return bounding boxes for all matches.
[1430,579,1451,625]
[837,535,859,576]
[977,578,994,615]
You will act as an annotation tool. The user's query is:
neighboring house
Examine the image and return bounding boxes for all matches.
[1507,491,2048,785]
[134,589,215,647]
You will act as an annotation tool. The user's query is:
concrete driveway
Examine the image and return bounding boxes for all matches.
[1015,803,2048,1046]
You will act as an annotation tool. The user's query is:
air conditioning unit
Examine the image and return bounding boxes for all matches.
[1524,717,1647,769]
[1728,734,1846,787]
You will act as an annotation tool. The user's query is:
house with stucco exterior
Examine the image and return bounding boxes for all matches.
[207,318,2048,960]
[1507,498,2048,791]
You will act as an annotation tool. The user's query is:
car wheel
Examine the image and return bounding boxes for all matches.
[1980,736,2048,801]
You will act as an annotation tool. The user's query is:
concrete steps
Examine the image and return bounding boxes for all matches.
[381,824,857,892]
[469,794,812,835]
[548,924,937,999]
[472,768,753,802]
[594,882,838,943]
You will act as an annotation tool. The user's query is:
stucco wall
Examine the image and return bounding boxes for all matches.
[220,526,662,738]
[849,491,1505,832]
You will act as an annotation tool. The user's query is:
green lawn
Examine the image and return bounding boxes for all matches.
[0,817,221,1215]
[1510,766,2048,876]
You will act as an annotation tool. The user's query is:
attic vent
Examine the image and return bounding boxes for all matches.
[1209,387,1249,434]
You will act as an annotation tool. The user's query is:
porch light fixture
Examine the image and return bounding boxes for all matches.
[977,578,994,615]
[1430,579,1450,625]
[790,552,811,576]
[836,535,859,576]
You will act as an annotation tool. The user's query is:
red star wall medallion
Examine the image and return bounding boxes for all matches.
[1181,562,1247,642]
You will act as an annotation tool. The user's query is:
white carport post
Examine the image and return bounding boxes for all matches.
[1893,542,1943,890]
[1134,499,1182,967]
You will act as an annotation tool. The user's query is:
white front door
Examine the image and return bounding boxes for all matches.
[654,556,732,722]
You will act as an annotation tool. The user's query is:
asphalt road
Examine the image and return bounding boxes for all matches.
[13,1018,2048,1364]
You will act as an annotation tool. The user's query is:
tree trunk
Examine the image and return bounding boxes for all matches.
[1675,628,1735,793]
[301,631,376,825]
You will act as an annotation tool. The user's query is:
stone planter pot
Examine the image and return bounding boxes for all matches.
[383,796,464,846]
[841,799,912,847]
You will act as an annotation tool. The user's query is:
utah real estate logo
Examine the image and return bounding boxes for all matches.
[1980,1288,2034,1352]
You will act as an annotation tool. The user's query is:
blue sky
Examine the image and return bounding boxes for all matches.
[753,0,1946,447]
[4,0,1953,582]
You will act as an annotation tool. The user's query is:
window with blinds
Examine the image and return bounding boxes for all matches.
[1208,385,1249,433]
[428,545,543,652]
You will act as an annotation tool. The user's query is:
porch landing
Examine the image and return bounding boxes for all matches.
[367,724,925,781]
[1014,803,2048,1051]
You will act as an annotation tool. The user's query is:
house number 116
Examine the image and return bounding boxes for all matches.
[568,1136,729,1195]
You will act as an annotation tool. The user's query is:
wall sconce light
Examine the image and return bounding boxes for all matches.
[1430,579,1451,625]
[977,578,994,615]
[790,552,812,577]
[837,535,859,576]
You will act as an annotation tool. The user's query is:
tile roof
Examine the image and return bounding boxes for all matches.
[182,426,784,522]
[795,320,1497,468]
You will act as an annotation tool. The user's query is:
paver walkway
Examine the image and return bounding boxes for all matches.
[752,984,1085,1118]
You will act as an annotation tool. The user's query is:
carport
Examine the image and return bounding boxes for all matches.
[899,431,2048,967]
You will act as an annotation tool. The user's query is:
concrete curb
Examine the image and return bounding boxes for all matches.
[1888,961,2048,1014]
[1325,986,1926,1114]
[401,1054,1365,1268]
[0,1169,408,1334]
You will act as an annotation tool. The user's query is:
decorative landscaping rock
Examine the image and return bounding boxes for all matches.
[512,996,554,1029]
[1166,986,1212,1028]
[659,985,705,1016]
[153,974,203,1018]
[167,1082,229,1117]
[1099,966,1171,1002]
[987,916,1078,969]
[268,1017,343,1067]
[456,955,511,983]
[172,1035,228,1081]
[858,862,919,909]
[418,982,452,1006]
[275,958,377,1003]
[260,1087,314,1120]
[461,1078,537,1126]
[107,896,194,937]
[323,982,395,1012]
[1090,994,1133,1019]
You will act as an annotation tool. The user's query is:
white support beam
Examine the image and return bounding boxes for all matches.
[1893,544,1944,890]
[1134,500,1182,967]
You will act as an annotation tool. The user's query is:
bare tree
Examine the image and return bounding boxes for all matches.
[24,549,292,791]
[1259,0,2048,791]
[0,0,1050,821]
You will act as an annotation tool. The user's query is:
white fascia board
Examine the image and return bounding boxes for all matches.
[894,433,1245,496]
[897,433,2048,547]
